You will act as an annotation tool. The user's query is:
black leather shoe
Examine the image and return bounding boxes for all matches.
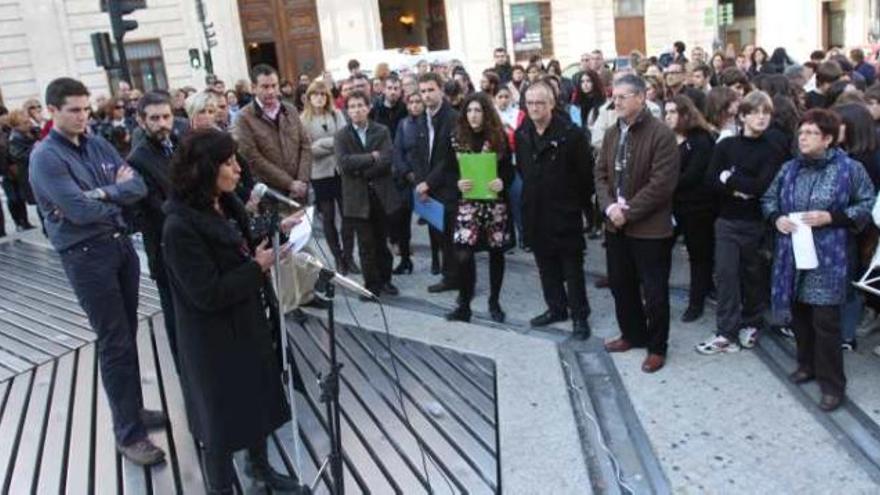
[382,282,400,296]
[430,257,441,275]
[140,409,168,430]
[681,305,704,322]
[819,394,844,412]
[788,369,815,384]
[428,280,457,293]
[393,257,413,274]
[530,309,567,327]
[572,320,591,340]
[488,302,506,323]
[304,297,330,310]
[445,305,472,322]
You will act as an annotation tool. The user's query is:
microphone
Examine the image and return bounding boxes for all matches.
[253,182,302,209]
[292,252,377,300]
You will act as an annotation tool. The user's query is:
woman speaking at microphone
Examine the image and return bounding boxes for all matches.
[162,128,307,494]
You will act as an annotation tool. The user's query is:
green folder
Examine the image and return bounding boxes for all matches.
[458,152,498,200]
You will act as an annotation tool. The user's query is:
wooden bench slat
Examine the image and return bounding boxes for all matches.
[0,370,33,491]
[94,358,121,495]
[8,361,55,493]
[65,345,96,494]
[36,352,76,494]
[150,317,206,493]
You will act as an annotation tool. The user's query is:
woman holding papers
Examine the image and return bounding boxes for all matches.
[445,93,514,323]
[761,108,874,412]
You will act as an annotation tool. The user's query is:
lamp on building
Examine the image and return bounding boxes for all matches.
[399,14,415,33]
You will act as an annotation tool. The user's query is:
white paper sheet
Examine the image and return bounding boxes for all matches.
[285,206,314,254]
[790,212,818,270]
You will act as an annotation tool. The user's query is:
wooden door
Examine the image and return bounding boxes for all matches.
[614,17,645,56]
[237,0,325,81]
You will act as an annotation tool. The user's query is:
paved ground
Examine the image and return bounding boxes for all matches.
[313,219,880,494]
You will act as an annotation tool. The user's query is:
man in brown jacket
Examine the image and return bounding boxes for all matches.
[232,64,312,202]
[594,74,680,373]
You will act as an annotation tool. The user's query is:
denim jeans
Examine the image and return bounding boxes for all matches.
[60,233,145,445]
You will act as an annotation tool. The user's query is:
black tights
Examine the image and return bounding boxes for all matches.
[317,199,353,260]
[455,247,505,307]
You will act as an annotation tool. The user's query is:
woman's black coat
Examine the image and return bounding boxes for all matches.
[161,193,289,452]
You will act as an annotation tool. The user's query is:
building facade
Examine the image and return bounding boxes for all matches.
[1,0,878,110]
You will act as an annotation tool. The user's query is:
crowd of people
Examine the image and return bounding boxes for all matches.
[4,39,880,491]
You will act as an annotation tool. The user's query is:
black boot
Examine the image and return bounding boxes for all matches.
[245,443,308,493]
[488,299,505,323]
[393,256,413,274]
[430,255,440,275]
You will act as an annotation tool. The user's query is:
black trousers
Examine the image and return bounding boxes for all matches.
[345,192,393,293]
[791,302,846,397]
[606,232,673,355]
[316,197,354,262]
[675,208,715,308]
[60,234,145,445]
[533,250,590,321]
[714,218,767,339]
[428,207,459,285]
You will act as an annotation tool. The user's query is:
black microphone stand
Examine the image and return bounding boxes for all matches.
[311,268,345,495]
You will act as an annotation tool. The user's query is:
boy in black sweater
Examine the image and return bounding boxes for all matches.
[697,90,789,355]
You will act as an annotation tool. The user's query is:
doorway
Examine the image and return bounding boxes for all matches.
[378,0,448,50]
[246,42,279,71]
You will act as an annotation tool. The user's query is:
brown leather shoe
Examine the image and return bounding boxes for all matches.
[641,354,665,373]
[788,369,815,384]
[819,394,844,412]
[604,338,632,353]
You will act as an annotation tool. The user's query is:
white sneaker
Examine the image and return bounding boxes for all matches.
[696,335,741,355]
[739,327,759,349]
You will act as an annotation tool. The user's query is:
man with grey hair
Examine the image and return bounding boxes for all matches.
[594,74,679,373]
[515,81,594,339]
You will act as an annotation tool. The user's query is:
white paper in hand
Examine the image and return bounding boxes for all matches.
[790,212,818,270]
[286,206,314,254]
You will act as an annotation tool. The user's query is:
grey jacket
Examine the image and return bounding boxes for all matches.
[334,122,402,219]
[302,109,347,180]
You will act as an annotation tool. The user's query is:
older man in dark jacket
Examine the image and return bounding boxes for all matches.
[516,81,594,339]
[595,74,680,373]
[336,91,402,299]
[412,72,461,292]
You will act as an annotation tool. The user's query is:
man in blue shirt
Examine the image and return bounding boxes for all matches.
[29,77,166,465]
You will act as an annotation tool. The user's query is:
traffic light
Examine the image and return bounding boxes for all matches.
[91,32,115,68]
[107,1,144,41]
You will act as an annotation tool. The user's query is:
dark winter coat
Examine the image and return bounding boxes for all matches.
[515,114,594,254]
[335,121,402,219]
[161,194,289,452]
[127,135,174,282]
[674,128,716,214]
[411,101,461,207]
[5,128,37,204]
